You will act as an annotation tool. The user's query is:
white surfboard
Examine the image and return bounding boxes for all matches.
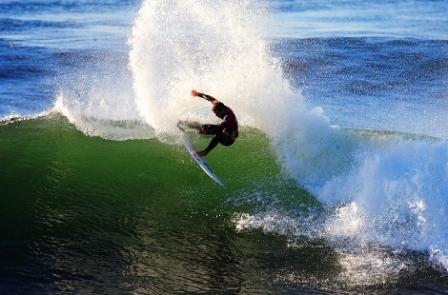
[178,126,225,187]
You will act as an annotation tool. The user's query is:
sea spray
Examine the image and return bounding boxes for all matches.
[54,50,153,140]
[128,0,303,138]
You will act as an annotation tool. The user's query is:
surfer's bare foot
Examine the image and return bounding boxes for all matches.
[197,150,208,157]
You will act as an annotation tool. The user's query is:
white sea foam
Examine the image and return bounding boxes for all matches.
[320,139,448,269]
[235,132,448,272]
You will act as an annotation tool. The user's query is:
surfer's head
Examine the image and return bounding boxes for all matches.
[212,102,226,118]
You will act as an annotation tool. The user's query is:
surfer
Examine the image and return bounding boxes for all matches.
[186,90,239,157]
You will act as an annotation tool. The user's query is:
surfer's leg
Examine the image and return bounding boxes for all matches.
[183,121,202,130]
[198,133,234,157]
[200,124,220,134]
[182,122,220,134]
[220,138,234,146]
[204,133,234,152]
[204,136,220,153]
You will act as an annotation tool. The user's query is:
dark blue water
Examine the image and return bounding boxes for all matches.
[0,0,137,118]
[277,37,448,135]
[2,0,447,136]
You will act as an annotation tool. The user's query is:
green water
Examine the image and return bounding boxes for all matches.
[3,115,444,294]
[1,115,328,294]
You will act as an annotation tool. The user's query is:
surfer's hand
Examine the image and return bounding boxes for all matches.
[197,129,206,135]
[191,89,199,97]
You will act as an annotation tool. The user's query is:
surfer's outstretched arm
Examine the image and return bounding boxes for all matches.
[191,89,217,104]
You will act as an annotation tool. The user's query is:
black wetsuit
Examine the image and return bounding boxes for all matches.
[190,93,239,153]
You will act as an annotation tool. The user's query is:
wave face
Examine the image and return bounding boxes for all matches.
[47,0,448,281]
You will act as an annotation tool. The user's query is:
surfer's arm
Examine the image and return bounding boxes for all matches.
[198,93,217,103]
[191,90,218,104]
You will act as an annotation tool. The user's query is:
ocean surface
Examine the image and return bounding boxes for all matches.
[1,0,448,294]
